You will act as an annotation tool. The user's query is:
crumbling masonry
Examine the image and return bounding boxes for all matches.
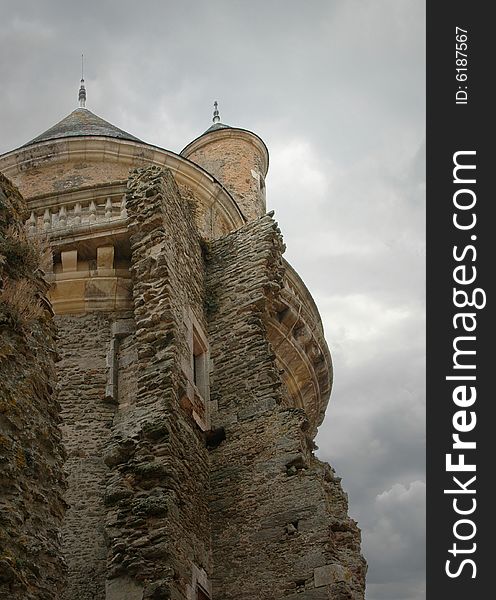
[0,174,66,599]
[0,102,366,599]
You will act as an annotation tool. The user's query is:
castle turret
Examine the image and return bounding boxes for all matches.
[181,101,269,221]
[0,84,366,600]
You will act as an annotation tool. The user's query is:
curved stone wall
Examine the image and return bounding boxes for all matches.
[181,128,269,221]
[0,137,246,239]
[269,261,332,436]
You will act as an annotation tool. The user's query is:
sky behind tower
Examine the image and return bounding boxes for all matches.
[0,2,425,598]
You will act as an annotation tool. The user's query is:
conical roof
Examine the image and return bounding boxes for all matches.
[202,121,231,135]
[24,107,142,147]
[196,101,232,137]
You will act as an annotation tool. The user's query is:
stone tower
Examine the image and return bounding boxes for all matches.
[0,89,366,600]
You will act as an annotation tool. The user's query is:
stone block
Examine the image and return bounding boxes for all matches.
[112,318,135,338]
[106,576,144,600]
[61,249,78,272]
[314,563,352,588]
[97,245,115,270]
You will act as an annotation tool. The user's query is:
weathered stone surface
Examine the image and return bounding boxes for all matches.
[0,127,367,600]
[181,128,268,221]
[103,167,212,598]
[205,216,366,599]
[314,563,352,587]
[56,312,117,600]
[106,576,144,600]
[0,173,66,600]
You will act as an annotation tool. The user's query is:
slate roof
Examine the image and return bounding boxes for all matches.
[202,122,231,135]
[24,108,142,147]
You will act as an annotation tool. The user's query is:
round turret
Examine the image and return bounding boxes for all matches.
[180,102,269,221]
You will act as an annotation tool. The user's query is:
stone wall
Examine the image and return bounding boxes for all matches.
[184,133,267,221]
[0,173,66,599]
[102,166,212,599]
[205,215,366,599]
[1,139,245,242]
[56,312,118,600]
[1,162,366,600]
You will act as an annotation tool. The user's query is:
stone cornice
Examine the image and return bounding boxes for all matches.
[269,260,333,434]
[0,136,246,234]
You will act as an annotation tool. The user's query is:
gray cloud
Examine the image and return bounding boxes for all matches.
[0,1,425,597]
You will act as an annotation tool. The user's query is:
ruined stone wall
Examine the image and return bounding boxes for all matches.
[206,215,366,600]
[103,167,212,600]
[56,312,117,600]
[0,174,66,599]
[1,161,365,600]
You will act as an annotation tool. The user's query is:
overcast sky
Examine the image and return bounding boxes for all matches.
[0,1,425,598]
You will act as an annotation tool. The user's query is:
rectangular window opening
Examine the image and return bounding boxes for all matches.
[192,328,208,401]
[183,310,211,431]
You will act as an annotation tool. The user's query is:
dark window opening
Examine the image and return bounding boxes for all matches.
[192,328,208,400]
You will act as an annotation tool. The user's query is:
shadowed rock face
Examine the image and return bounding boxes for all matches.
[0,173,67,600]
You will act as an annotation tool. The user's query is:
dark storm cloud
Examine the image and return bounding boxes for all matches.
[0,1,425,598]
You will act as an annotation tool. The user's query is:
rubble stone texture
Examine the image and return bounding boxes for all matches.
[0,174,66,600]
[206,217,366,599]
[101,167,212,599]
[0,107,366,599]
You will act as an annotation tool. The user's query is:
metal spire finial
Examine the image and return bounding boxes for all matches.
[78,54,86,108]
[213,100,220,124]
